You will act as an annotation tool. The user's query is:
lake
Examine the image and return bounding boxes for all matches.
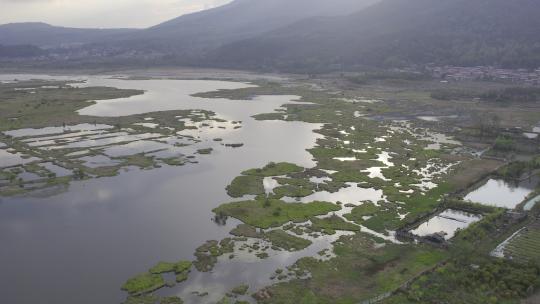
[0,75,322,304]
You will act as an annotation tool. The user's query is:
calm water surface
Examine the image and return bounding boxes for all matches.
[464,177,539,209]
[410,209,482,240]
[0,75,322,304]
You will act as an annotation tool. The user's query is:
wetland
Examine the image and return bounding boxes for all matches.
[0,70,539,304]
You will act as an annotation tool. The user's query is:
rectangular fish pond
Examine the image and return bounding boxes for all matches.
[410,209,482,240]
[464,176,539,209]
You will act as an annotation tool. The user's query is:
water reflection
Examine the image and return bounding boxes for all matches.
[76,79,256,117]
[410,209,482,240]
[0,149,40,168]
[283,183,384,206]
[158,230,352,304]
[4,123,113,138]
[0,75,322,304]
[464,177,538,209]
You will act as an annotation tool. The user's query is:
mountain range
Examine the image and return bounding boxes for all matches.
[209,0,540,71]
[0,22,137,48]
[1,0,539,71]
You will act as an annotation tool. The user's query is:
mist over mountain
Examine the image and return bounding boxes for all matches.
[91,0,380,56]
[208,0,540,71]
[0,44,47,58]
[1,0,539,71]
[0,22,138,48]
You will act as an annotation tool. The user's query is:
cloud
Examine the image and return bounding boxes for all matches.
[0,0,233,28]
[0,0,56,3]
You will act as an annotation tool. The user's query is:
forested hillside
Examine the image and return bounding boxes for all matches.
[207,0,540,71]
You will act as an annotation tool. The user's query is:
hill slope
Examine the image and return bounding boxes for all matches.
[208,0,540,71]
[90,0,380,56]
[0,23,139,48]
[2,0,539,71]
[0,44,46,58]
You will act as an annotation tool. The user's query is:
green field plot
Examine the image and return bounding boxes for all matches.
[504,221,540,264]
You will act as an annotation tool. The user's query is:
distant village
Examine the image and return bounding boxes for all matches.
[427,66,540,86]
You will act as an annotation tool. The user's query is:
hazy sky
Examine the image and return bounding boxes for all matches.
[0,0,233,28]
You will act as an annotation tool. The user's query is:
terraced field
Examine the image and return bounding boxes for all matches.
[503,219,540,263]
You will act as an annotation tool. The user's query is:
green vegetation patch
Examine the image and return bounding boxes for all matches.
[242,162,304,177]
[120,154,155,169]
[173,261,193,274]
[273,185,313,198]
[362,211,400,234]
[160,296,184,304]
[194,239,235,272]
[311,215,361,232]
[270,177,317,198]
[344,202,381,223]
[149,261,177,274]
[214,199,341,229]
[175,272,189,283]
[161,157,186,166]
[385,206,540,304]
[122,273,165,295]
[226,175,265,198]
[230,224,261,238]
[482,87,540,103]
[124,295,159,304]
[258,233,448,303]
[125,295,184,304]
[0,80,143,131]
[147,260,191,274]
[264,230,312,251]
[386,257,540,304]
[496,156,540,180]
[231,284,250,295]
[494,135,515,152]
[503,221,540,264]
[197,148,213,155]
